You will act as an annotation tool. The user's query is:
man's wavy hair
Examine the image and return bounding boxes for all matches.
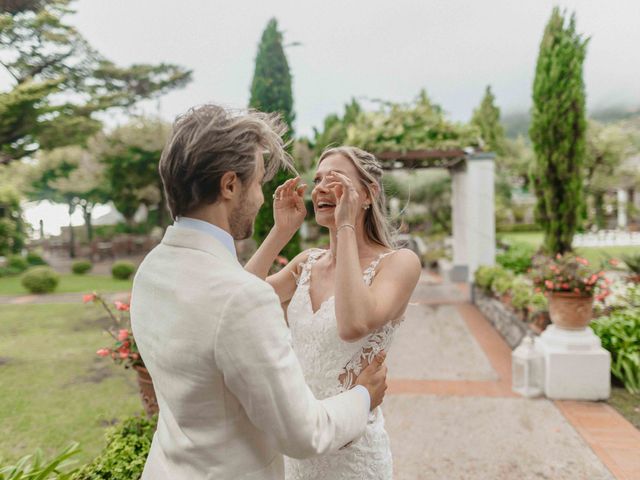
[159,104,294,219]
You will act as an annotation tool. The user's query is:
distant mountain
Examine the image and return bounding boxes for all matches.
[502,105,640,140]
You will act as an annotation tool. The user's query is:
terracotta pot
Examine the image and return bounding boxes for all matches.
[548,292,594,330]
[134,366,159,417]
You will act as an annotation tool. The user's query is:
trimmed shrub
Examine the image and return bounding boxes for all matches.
[26,251,47,266]
[7,254,28,273]
[72,260,93,275]
[21,266,60,294]
[474,265,504,291]
[111,261,136,280]
[497,241,536,274]
[491,269,515,296]
[510,279,533,310]
[73,415,156,480]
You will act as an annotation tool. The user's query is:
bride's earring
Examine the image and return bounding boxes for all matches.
[363,204,370,210]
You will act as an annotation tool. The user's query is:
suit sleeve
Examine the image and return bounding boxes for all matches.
[213,278,369,459]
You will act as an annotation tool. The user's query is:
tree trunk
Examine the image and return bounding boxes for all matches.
[594,191,606,230]
[82,203,93,243]
[68,202,76,259]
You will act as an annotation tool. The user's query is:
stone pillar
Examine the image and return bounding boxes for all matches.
[450,152,496,282]
[617,188,628,229]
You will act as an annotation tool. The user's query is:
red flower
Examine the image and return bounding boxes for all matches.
[114,301,130,312]
[96,348,110,357]
[561,283,569,290]
[83,293,96,303]
[118,329,129,341]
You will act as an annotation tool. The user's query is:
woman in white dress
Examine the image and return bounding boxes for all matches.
[245,146,421,479]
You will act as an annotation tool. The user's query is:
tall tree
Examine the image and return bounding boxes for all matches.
[0,0,191,163]
[471,85,506,155]
[530,8,588,255]
[249,18,300,259]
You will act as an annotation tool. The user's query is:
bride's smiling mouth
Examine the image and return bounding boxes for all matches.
[315,201,336,212]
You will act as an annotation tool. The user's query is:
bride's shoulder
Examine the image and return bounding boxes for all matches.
[380,248,421,276]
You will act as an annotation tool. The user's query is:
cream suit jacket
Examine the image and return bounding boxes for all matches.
[130,226,369,479]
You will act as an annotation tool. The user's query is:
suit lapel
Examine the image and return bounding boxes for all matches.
[161,225,239,267]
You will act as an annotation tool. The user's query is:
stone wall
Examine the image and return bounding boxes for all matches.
[472,285,529,349]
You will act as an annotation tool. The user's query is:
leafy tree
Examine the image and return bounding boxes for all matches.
[27,145,107,256]
[249,18,300,259]
[97,118,171,227]
[0,0,191,163]
[0,184,26,255]
[471,85,506,156]
[530,8,588,255]
[312,98,362,156]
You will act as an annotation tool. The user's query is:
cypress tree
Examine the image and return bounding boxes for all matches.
[530,8,588,255]
[249,18,301,259]
[471,85,505,156]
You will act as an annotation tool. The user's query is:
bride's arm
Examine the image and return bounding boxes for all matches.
[329,172,422,342]
[245,177,309,303]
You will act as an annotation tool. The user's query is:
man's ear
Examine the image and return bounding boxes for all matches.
[219,171,239,200]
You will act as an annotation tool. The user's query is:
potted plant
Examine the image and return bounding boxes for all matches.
[531,253,611,330]
[84,292,158,417]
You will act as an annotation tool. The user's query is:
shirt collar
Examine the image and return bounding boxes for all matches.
[173,217,237,257]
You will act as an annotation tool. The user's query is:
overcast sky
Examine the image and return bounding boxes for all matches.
[56,0,640,137]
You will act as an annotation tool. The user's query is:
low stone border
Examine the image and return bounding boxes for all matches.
[471,285,528,349]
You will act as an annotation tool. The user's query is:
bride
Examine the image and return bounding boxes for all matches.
[245,146,421,479]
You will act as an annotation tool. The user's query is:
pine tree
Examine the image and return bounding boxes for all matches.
[471,85,505,155]
[530,8,588,255]
[249,18,300,259]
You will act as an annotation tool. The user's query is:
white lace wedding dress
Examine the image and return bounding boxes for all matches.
[284,248,403,480]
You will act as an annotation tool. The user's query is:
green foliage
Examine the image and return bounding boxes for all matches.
[491,269,515,296]
[7,255,28,273]
[0,2,191,162]
[0,185,26,256]
[474,265,504,291]
[346,90,481,153]
[510,278,533,310]
[72,415,156,480]
[313,98,362,156]
[0,442,80,480]
[26,251,46,266]
[530,8,589,255]
[496,241,536,274]
[622,253,640,275]
[591,308,640,393]
[471,85,505,155]
[21,266,59,293]
[111,261,135,280]
[71,260,92,275]
[249,18,300,259]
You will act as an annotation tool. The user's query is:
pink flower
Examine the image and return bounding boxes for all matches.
[118,329,129,341]
[114,301,130,312]
[276,256,289,266]
[545,280,554,290]
[535,287,541,293]
[561,283,569,290]
[119,351,129,359]
[83,293,96,303]
[609,258,619,266]
[96,348,110,357]
[556,253,562,260]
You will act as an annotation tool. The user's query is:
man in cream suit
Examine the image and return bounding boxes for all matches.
[130,104,388,479]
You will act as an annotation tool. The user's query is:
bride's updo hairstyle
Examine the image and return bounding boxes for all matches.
[317,146,396,249]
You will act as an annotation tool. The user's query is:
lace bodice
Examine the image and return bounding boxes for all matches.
[284,248,400,479]
[287,248,403,398]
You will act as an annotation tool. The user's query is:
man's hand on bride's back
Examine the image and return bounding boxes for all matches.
[273,177,307,237]
[354,352,388,411]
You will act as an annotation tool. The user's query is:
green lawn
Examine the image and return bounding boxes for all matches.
[498,231,638,266]
[0,303,141,465]
[0,274,132,296]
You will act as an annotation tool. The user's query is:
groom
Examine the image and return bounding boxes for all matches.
[130,104,388,480]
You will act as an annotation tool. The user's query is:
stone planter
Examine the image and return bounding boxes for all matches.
[472,285,529,348]
[134,365,159,417]
[548,292,594,330]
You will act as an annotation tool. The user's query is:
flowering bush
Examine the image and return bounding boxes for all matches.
[84,292,143,369]
[531,252,611,300]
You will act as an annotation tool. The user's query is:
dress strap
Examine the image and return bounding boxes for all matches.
[296,249,327,286]
[363,250,396,285]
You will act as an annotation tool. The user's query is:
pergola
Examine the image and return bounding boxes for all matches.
[376,148,496,282]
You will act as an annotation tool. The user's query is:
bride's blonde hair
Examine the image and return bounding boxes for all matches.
[318,146,396,249]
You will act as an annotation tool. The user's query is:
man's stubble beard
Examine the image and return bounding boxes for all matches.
[229,201,257,240]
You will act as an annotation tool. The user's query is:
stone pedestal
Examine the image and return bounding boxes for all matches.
[535,325,610,400]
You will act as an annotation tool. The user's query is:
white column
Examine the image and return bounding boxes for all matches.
[450,153,496,282]
[617,188,628,229]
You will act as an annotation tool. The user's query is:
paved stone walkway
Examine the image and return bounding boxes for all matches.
[383,273,640,480]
